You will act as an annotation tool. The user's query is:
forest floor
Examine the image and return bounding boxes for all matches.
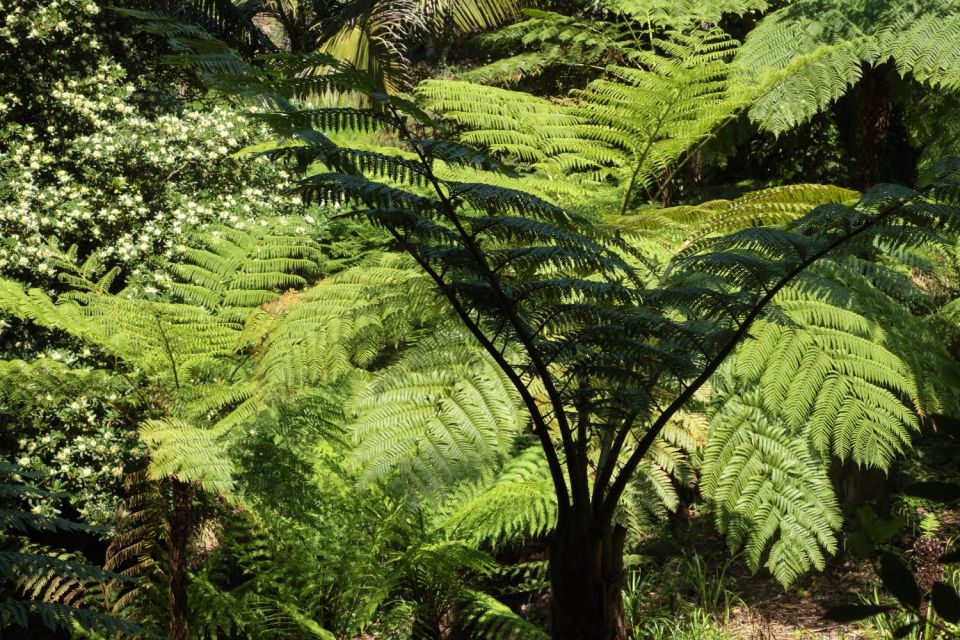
[722,559,875,639]
[719,506,960,639]
[632,512,875,639]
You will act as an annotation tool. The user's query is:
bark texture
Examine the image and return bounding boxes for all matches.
[168,479,192,640]
[549,520,628,640]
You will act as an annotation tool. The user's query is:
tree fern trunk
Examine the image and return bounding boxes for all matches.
[168,479,192,640]
[846,62,917,190]
[851,63,894,191]
[549,518,627,640]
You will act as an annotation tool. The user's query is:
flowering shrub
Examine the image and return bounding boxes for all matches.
[0,0,313,287]
[0,106,307,284]
[12,403,145,527]
[0,356,144,527]
[0,0,318,528]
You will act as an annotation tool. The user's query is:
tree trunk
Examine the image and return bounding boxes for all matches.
[168,479,192,640]
[851,63,895,191]
[549,519,627,640]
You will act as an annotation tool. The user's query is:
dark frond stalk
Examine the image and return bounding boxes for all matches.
[598,199,909,521]
[152,311,180,389]
[591,409,638,508]
[384,105,592,513]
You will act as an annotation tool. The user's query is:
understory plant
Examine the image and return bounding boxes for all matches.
[138,19,960,636]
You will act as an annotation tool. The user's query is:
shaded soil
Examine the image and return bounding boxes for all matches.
[722,558,877,639]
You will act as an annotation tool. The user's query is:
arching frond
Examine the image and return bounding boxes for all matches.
[459,589,549,640]
[167,222,325,324]
[140,419,234,494]
[247,252,437,393]
[348,329,524,496]
[433,445,555,547]
[736,0,960,134]
[700,378,842,586]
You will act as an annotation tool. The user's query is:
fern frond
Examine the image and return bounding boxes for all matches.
[248,252,437,392]
[433,446,555,547]
[736,0,960,133]
[166,222,325,324]
[701,377,842,586]
[140,419,234,494]
[348,329,524,496]
[459,589,548,640]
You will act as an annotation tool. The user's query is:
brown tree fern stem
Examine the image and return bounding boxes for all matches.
[550,520,628,640]
[383,227,573,517]
[851,63,895,191]
[386,105,591,512]
[599,203,904,521]
[167,478,192,640]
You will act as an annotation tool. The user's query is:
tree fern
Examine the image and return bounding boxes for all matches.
[143,22,960,634]
[639,182,960,584]
[735,0,960,135]
[0,216,343,639]
[575,26,745,212]
[0,463,148,637]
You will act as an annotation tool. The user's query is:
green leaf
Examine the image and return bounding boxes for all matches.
[879,552,922,610]
[931,582,960,623]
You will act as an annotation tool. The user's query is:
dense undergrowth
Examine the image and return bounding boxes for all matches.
[2,1,960,639]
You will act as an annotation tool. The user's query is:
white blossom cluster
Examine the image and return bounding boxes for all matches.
[0,0,100,52]
[1,101,306,281]
[0,0,319,528]
[1,116,302,280]
[1,0,312,286]
[11,391,146,527]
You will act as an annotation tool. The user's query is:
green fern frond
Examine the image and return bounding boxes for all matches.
[248,252,437,392]
[736,0,960,134]
[348,329,524,496]
[701,376,842,586]
[166,222,325,323]
[140,419,234,494]
[0,465,147,638]
[459,589,548,640]
[433,446,555,547]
